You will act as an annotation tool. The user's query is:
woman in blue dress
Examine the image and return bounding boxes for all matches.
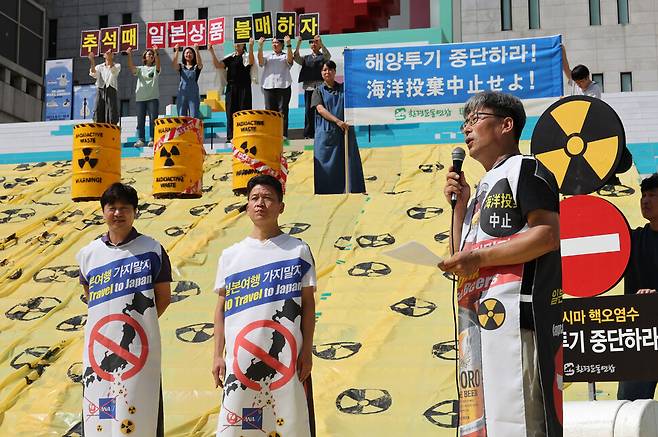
[172,44,203,118]
[310,60,366,194]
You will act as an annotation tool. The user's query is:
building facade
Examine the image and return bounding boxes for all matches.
[455,0,658,93]
[0,0,46,122]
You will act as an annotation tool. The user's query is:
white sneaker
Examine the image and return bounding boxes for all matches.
[134,139,145,148]
[147,141,154,148]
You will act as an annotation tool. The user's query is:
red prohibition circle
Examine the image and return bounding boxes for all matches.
[88,313,149,382]
[232,320,298,391]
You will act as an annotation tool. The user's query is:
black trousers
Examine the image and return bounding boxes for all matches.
[225,82,252,141]
[93,86,119,125]
[303,89,315,138]
[263,87,291,138]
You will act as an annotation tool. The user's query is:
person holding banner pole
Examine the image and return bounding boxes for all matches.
[172,44,203,118]
[294,35,331,139]
[440,91,562,436]
[617,173,658,401]
[311,60,365,195]
[88,49,121,125]
[258,36,293,138]
[126,46,161,148]
[209,38,255,143]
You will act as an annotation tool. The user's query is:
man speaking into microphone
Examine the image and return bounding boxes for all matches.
[440,91,562,437]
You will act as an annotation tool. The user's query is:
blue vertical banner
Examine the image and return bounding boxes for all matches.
[44,59,73,121]
[73,84,97,120]
[344,35,563,125]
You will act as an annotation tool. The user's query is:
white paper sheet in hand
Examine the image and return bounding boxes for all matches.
[383,241,443,267]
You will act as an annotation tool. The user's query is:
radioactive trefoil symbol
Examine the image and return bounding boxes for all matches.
[240,141,257,155]
[78,148,98,168]
[160,145,180,167]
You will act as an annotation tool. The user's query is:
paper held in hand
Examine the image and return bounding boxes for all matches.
[383,241,443,267]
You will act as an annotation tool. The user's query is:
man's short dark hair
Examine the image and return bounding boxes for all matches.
[463,91,526,142]
[247,175,284,201]
[641,173,658,193]
[571,64,590,81]
[323,60,337,70]
[100,183,138,210]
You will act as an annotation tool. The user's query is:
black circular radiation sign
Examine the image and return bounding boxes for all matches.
[531,95,625,195]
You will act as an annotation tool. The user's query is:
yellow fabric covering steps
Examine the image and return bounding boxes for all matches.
[0,142,645,435]
[203,89,225,112]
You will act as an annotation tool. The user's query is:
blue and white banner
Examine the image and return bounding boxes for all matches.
[73,84,97,120]
[344,35,563,125]
[44,59,73,121]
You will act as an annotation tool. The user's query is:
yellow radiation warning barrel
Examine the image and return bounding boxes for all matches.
[152,117,204,198]
[232,110,284,195]
[71,123,121,202]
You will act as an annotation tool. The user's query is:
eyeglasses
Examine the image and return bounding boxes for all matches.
[460,112,505,133]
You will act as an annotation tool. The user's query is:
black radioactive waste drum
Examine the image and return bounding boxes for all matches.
[531,95,626,195]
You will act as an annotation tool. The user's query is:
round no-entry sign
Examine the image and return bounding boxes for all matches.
[560,195,630,297]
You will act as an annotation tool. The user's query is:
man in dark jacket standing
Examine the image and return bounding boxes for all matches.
[294,35,331,139]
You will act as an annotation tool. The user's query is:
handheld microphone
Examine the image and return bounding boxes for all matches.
[450,147,466,209]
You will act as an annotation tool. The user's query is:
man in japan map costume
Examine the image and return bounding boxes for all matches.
[440,91,563,437]
[77,183,172,436]
[212,175,317,436]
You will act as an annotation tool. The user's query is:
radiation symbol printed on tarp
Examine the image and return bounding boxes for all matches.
[6,296,61,321]
[597,183,635,197]
[283,150,303,163]
[407,206,443,220]
[190,203,218,216]
[25,231,63,247]
[126,166,149,174]
[0,194,16,203]
[280,223,311,235]
[121,177,136,186]
[434,230,450,243]
[423,399,459,428]
[531,95,625,195]
[137,202,166,219]
[10,346,50,369]
[57,314,87,331]
[432,340,457,361]
[418,162,445,173]
[48,168,68,177]
[14,162,46,171]
[45,208,82,224]
[76,213,105,231]
[348,262,391,277]
[51,160,71,168]
[33,265,79,283]
[335,388,392,415]
[0,207,36,223]
[313,341,362,360]
[4,176,38,189]
[165,225,191,237]
[477,298,506,330]
[88,314,148,382]
[334,236,353,250]
[160,145,180,167]
[390,296,437,317]
[176,322,214,343]
[224,201,246,214]
[170,281,201,303]
[77,148,98,168]
[68,361,84,383]
[356,233,395,248]
[233,320,297,391]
